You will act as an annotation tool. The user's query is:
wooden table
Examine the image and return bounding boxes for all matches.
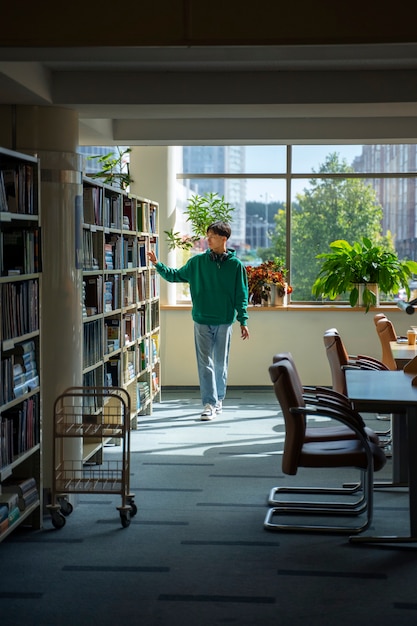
[346,368,417,545]
[389,340,417,369]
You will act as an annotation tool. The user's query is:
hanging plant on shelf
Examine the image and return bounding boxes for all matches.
[165,192,236,250]
[86,147,133,190]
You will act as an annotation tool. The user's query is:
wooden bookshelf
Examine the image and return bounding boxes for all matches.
[81,178,160,460]
[0,147,42,542]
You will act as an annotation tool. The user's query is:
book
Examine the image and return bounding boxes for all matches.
[106,319,120,352]
[17,487,39,511]
[8,506,20,525]
[0,504,8,523]
[0,491,19,511]
[2,476,37,496]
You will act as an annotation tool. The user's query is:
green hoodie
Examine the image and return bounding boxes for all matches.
[155,249,249,326]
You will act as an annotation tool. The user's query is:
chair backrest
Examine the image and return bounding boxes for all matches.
[323,328,349,394]
[272,352,305,399]
[269,358,306,476]
[375,317,397,370]
[373,313,387,327]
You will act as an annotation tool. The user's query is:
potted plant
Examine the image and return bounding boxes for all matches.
[86,147,133,190]
[246,257,293,306]
[312,237,417,312]
[165,192,235,250]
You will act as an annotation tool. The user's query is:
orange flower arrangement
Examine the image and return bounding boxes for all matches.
[246,258,293,305]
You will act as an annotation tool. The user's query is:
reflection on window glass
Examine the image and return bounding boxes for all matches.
[179,146,286,174]
[292,145,364,173]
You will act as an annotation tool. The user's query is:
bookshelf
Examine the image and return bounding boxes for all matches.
[0,147,42,542]
[81,178,160,462]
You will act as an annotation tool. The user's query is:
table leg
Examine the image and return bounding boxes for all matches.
[350,406,417,545]
[374,414,408,488]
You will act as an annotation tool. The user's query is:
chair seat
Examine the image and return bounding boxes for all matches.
[301,438,387,471]
[305,424,380,444]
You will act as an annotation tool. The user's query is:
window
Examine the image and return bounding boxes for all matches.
[174,145,417,303]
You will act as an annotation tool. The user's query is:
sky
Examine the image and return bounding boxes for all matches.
[245,145,363,201]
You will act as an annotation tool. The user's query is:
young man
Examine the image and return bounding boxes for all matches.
[148,221,250,420]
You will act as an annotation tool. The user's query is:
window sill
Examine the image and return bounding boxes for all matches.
[161,303,401,312]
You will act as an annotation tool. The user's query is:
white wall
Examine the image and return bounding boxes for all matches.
[160,306,410,388]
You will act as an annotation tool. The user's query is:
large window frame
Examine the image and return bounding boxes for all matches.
[176,144,417,305]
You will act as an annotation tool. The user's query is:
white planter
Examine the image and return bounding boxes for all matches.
[268,284,288,307]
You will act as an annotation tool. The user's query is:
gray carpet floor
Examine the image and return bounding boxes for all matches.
[1,387,416,626]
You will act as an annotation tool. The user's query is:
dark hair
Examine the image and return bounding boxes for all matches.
[206,221,231,239]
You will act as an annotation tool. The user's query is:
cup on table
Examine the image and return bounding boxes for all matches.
[407,329,417,345]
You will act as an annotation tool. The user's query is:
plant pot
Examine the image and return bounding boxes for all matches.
[356,283,380,308]
[268,284,288,307]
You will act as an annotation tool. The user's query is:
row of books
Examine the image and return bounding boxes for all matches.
[84,186,128,230]
[104,350,154,388]
[0,165,36,215]
[83,186,102,226]
[0,476,39,534]
[106,319,120,353]
[149,272,159,299]
[0,396,39,469]
[124,308,146,343]
[137,271,148,301]
[82,229,99,271]
[123,348,136,382]
[83,319,103,369]
[83,275,121,315]
[1,340,39,404]
[0,227,41,277]
[84,308,149,364]
[84,186,160,232]
[150,300,160,331]
[137,381,150,411]
[83,230,154,272]
[105,357,121,387]
[1,279,39,341]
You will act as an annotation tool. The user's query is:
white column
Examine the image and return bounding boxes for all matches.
[2,105,84,494]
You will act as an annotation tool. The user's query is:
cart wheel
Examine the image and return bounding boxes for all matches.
[120,511,131,528]
[51,511,66,529]
[58,498,73,517]
[127,497,137,517]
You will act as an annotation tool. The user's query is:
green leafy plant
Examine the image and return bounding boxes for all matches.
[87,147,133,190]
[312,237,417,312]
[165,192,235,250]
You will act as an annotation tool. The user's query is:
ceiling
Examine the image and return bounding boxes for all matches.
[1,43,417,145]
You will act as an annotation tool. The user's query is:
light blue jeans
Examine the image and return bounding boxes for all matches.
[194,322,233,406]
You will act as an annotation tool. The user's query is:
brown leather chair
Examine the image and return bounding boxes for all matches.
[323,328,389,396]
[323,327,392,442]
[273,351,380,445]
[375,317,397,371]
[373,312,388,327]
[264,357,387,534]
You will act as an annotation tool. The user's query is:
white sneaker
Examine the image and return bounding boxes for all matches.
[201,404,215,420]
[215,401,223,414]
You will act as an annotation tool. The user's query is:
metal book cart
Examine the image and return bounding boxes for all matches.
[47,386,136,529]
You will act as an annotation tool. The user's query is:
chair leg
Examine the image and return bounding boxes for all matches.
[264,470,374,534]
[268,484,367,514]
